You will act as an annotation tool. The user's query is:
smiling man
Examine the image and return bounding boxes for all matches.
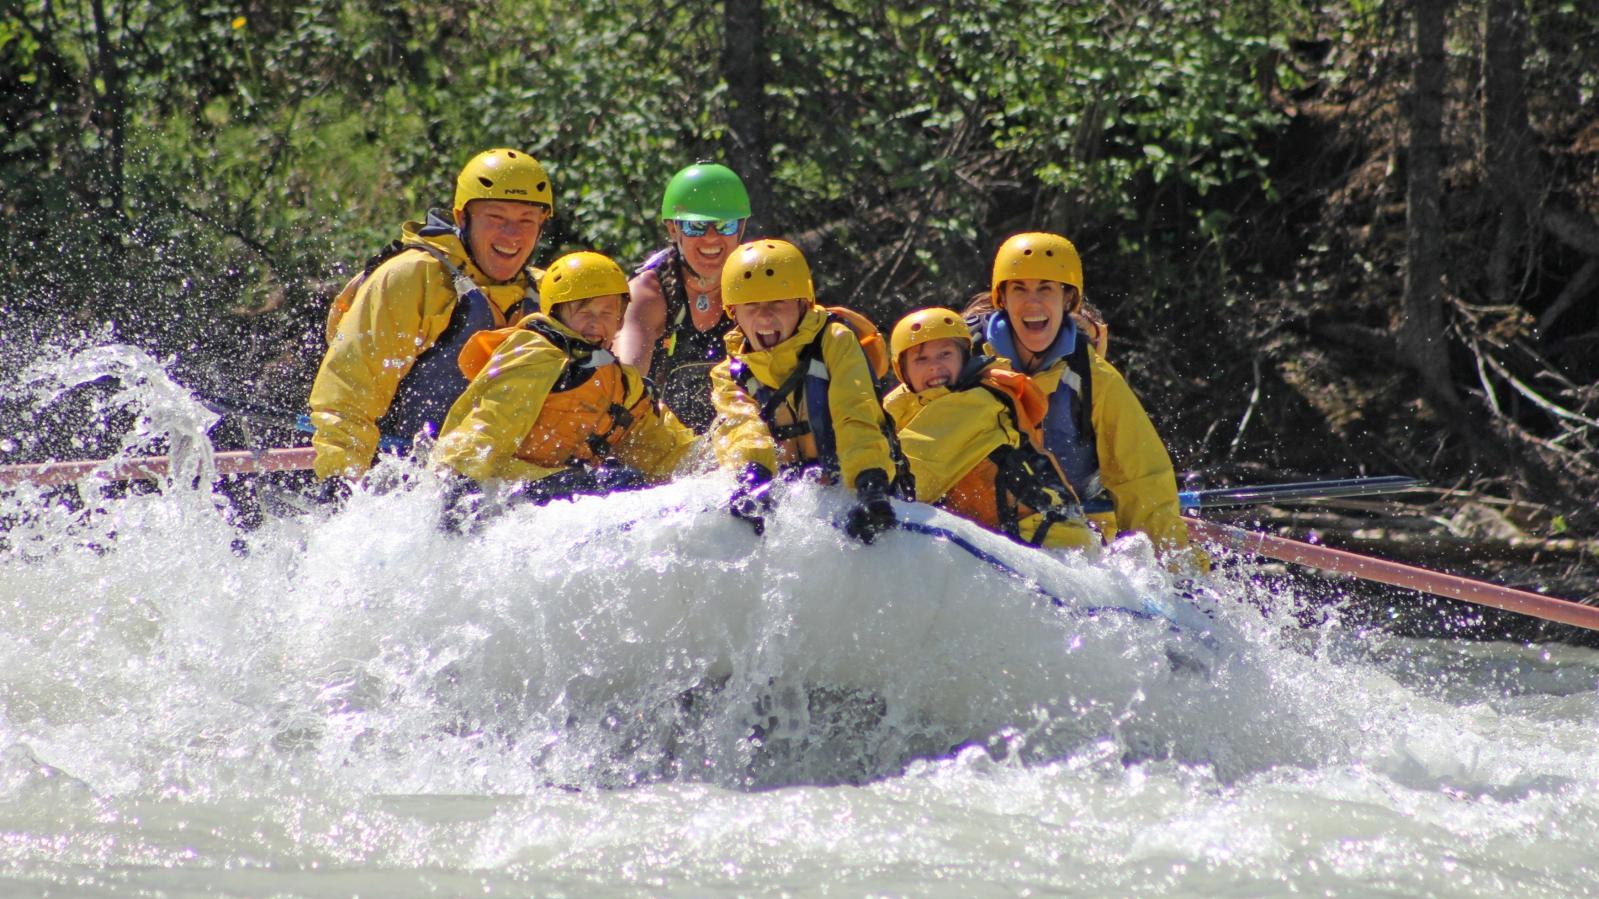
[615,163,752,433]
[308,148,553,480]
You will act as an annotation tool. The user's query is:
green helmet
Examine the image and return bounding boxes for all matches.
[659,163,751,222]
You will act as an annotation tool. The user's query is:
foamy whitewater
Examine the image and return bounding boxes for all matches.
[3,343,1598,897]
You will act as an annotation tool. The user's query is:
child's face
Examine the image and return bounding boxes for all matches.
[903,337,966,393]
[1001,279,1071,356]
[555,294,626,347]
[731,299,806,350]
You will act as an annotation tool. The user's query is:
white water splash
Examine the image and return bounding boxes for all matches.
[2,342,1598,896]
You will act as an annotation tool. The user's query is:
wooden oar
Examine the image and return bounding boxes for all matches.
[1187,517,1599,632]
[0,447,317,488]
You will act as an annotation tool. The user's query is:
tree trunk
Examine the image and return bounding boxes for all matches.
[721,0,776,229]
[87,0,127,225]
[1401,0,1459,410]
[1481,0,1533,307]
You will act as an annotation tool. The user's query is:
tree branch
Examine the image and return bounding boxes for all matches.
[1537,258,1599,333]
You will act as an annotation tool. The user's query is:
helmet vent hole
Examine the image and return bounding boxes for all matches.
[910,322,923,332]
[1045,250,1054,257]
[507,150,518,158]
[536,181,547,192]
[742,272,752,280]
[477,176,494,188]
[551,274,562,282]
[765,268,775,277]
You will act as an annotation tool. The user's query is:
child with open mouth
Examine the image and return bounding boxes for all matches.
[882,307,1097,550]
[431,251,694,521]
[708,239,904,544]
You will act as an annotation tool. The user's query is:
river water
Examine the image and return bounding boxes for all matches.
[2,344,1597,897]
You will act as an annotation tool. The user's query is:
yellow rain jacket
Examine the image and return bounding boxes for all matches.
[709,306,895,490]
[308,220,540,478]
[980,332,1204,570]
[1023,351,1191,553]
[883,366,1098,551]
[431,313,694,484]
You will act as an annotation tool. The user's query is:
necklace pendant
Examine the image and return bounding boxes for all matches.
[695,292,711,313]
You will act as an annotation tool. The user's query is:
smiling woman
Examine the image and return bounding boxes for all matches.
[972,232,1203,570]
[617,164,755,433]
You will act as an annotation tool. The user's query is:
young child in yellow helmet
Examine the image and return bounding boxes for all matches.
[884,308,1098,550]
[708,239,902,543]
[430,251,695,515]
[971,232,1203,569]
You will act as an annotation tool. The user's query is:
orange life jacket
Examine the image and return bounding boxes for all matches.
[514,365,649,468]
[938,362,1080,544]
[459,318,650,470]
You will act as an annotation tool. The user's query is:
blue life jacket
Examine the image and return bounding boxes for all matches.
[983,313,1102,500]
[375,214,538,447]
[729,330,843,476]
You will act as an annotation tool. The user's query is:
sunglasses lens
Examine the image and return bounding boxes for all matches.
[677,219,743,237]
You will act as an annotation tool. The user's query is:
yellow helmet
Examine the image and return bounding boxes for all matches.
[454,148,555,218]
[539,251,629,315]
[990,232,1083,311]
[721,239,815,314]
[890,307,971,382]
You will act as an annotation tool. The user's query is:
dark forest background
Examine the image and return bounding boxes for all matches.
[3,0,1597,603]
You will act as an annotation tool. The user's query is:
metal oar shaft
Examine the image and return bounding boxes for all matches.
[1180,475,1422,509]
[0,447,317,488]
[1083,475,1424,515]
[1188,517,1599,632]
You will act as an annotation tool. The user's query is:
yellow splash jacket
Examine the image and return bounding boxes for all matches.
[431,313,694,484]
[709,307,895,490]
[308,217,539,478]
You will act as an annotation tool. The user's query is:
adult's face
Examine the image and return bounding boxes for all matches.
[459,199,548,282]
[1001,279,1069,358]
[667,219,746,282]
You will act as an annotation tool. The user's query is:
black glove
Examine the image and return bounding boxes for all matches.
[589,461,648,494]
[523,465,601,504]
[314,475,352,509]
[728,464,775,536]
[524,461,648,505]
[843,468,896,545]
[438,472,483,534]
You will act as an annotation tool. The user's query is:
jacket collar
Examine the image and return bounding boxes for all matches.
[985,311,1076,373]
[527,313,615,363]
[723,305,828,389]
[402,207,533,288]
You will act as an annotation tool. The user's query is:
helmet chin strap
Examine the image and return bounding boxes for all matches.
[458,215,481,272]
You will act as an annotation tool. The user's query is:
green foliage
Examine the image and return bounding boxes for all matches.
[3,0,1301,323]
[6,0,1599,505]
